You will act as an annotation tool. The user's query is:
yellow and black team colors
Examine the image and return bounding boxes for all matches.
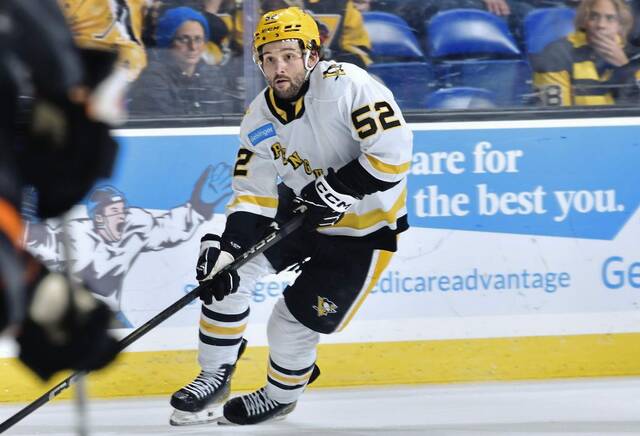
[258,0,372,68]
[169,6,411,427]
[531,30,640,106]
[196,0,243,65]
[303,0,372,68]
[59,0,150,80]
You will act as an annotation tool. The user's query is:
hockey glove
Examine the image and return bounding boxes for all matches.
[294,168,362,231]
[196,234,240,304]
[16,269,120,381]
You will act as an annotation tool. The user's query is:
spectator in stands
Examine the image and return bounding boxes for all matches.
[199,0,246,110]
[60,0,150,82]
[201,0,236,65]
[128,7,235,117]
[531,0,640,105]
[142,0,165,49]
[262,0,373,68]
[145,0,240,62]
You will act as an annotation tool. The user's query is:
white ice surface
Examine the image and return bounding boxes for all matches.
[2,377,640,435]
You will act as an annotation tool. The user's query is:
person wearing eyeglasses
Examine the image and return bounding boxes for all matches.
[128,6,234,117]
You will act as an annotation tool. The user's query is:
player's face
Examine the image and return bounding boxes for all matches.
[261,40,316,100]
[102,202,126,241]
[585,0,621,40]
[172,21,206,70]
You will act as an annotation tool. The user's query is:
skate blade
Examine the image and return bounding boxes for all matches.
[217,412,291,426]
[169,407,224,426]
[217,416,235,426]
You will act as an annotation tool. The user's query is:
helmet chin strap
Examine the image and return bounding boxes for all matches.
[303,49,314,81]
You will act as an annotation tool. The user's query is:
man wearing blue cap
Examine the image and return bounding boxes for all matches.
[129,6,234,117]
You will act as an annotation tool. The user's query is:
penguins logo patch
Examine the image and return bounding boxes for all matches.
[313,296,338,317]
[322,64,345,80]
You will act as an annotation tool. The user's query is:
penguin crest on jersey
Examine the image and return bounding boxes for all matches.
[313,296,338,317]
[322,63,345,80]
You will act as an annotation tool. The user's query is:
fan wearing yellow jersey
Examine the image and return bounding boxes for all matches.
[60,0,150,80]
[531,0,640,106]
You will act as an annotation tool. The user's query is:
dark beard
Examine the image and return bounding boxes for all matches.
[271,75,306,100]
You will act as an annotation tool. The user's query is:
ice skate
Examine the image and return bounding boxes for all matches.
[169,339,246,426]
[218,386,296,425]
[219,364,320,425]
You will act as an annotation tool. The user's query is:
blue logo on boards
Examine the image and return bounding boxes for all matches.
[248,123,276,145]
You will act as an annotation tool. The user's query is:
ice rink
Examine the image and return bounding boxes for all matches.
[2,377,640,436]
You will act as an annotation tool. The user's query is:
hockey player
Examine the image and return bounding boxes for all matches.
[169,6,412,426]
[0,0,119,380]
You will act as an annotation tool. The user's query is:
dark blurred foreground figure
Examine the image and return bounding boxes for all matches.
[0,0,121,380]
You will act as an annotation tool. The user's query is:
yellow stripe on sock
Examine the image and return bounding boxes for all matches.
[267,367,313,386]
[199,320,247,336]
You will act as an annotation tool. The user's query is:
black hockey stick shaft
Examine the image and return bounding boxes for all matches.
[0,214,304,433]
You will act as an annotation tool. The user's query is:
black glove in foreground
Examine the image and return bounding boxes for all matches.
[16,271,119,380]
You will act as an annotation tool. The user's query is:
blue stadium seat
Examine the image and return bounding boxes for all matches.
[425,87,498,109]
[362,11,425,61]
[425,9,531,106]
[524,8,576,54]
[368,62,435,109]
[427,9,521,58]
[434,59,532,107]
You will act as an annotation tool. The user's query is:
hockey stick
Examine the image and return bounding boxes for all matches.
[0,214,304,433]
[60,211,90,436]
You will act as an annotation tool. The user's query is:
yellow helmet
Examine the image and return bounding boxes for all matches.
[253,7,321,56]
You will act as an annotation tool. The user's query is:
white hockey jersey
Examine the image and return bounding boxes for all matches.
[229,60,413,242]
